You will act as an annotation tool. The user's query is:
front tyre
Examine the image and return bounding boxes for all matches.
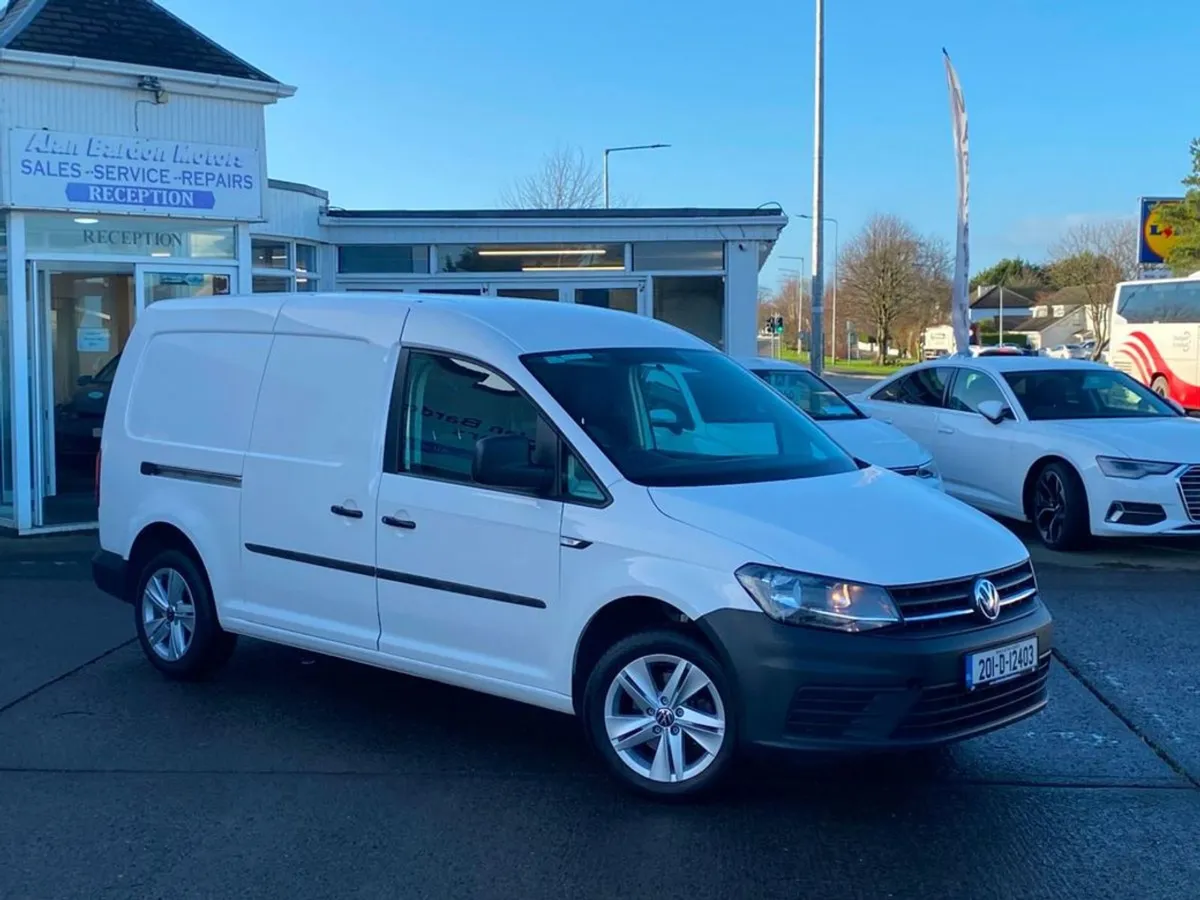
[133,549,236,680]
[1033,461,1090,551]
[583,629,737,800]
[1151,375,1171,400]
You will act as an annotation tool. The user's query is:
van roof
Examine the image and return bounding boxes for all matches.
[140,291,712,354]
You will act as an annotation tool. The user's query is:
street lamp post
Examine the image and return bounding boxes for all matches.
[779,254,805,352]
[602,143,670,208]
[797,214,839,359]
[809,0,826,375]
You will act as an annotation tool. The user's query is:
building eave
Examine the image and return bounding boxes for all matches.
[0,49,297,102]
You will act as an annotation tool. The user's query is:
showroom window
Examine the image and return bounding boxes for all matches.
[633,241,724,272]
[436,243,625,273]
[337,244,430,274]
[652,276,725,348]
[252,238,322,292]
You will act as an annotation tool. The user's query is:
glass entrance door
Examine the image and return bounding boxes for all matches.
[29,264,135,526]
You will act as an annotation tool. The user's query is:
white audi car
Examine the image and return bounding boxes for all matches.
[735,357,942,488]
[850,355,1200,550]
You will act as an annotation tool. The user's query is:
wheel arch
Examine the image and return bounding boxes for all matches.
[126,520,214,605]
[569,595,722,717]
[1021,454,1085,521]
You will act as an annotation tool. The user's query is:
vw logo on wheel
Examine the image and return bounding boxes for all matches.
[973,578,1001,621]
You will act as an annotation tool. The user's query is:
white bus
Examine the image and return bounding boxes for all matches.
[1109,273,1200,412]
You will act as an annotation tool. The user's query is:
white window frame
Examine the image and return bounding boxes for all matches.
[251,236,322,292]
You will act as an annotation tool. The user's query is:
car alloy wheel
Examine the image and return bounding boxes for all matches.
[141,566,197,662]
[1034,468,1068,547]
[602,653,727,785]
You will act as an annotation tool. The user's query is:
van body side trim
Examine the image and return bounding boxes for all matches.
[242,543,547,609]
[244,542,375,578]
[140,462,242,488]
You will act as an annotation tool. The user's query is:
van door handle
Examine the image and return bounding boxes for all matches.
[381,515,416,530]
[330,504,364,519]
[938,425,955,435]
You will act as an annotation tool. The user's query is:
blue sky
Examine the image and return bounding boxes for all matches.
[165,0,1199,289]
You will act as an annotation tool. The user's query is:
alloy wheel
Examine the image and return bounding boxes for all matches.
[141,567,197,662]
[602,654,727,784]
[1034,470,1067,546]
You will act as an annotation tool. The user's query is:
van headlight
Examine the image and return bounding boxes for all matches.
[735,564,900,632]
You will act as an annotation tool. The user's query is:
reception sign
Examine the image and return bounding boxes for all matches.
[7,128,262,220]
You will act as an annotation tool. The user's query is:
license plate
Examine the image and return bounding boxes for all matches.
[92,428,103,438]
[965,636,1038,690]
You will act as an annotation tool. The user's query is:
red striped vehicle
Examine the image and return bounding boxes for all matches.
[1110,274,1200,413]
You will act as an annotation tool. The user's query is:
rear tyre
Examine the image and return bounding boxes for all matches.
[133,548,236,680]
[1151,375,1170,400]
[582,629,738,800]
[1032,461,1090,552]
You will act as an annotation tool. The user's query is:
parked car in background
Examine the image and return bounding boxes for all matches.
[736,356,941,488]
[55,352,121,468]
[93,292,1050,799]
[851,355,1200,550]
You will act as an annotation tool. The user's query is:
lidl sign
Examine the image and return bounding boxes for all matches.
[1139,196,1183,265]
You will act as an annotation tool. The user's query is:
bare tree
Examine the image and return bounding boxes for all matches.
[1048,219,1137,357]
[500,145,603,209]
[839,215,942,363]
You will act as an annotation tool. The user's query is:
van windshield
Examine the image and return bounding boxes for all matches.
[522,347,858,487]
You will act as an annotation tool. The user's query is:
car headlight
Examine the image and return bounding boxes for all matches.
[915,458,940,480]
[735,564,901,632]
[1095,456,1180,479]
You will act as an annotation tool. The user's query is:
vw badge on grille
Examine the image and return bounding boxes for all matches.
[973,578,1001,621]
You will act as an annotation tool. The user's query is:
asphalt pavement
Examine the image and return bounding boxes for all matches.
[1,537,1198,900]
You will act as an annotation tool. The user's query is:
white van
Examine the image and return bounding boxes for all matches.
[92,293,1052,798]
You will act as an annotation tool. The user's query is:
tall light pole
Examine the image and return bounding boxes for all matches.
[602,143,670,208]
[797,214,838,358]
[809,0,826,375]
[779,254,806,352]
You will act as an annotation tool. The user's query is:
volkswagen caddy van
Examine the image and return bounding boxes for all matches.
[92,292,1051,798]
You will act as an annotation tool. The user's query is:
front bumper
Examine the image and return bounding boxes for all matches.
[697,601,1053,753]
[1085,467,1200,538]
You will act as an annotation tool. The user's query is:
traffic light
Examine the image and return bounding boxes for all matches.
[772,315,784,335]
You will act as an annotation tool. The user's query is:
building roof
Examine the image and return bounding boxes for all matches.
[970,285,1037,310]
[325,207,787,221]
[0,0,277,83]
[1008,304,1082,334]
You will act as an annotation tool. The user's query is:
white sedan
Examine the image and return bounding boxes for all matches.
[734,357,942,488]
[850,355,1200,550]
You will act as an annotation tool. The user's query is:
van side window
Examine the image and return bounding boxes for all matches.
[396,351,541,486]
[563,446,605,503]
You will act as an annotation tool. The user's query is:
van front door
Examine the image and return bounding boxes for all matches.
[374,349,562,690]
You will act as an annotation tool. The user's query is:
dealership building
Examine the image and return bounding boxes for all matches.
[0,0,787,534]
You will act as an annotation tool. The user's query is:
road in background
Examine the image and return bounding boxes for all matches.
[0,545,1197,899]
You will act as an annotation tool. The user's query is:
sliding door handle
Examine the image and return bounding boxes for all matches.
[330,504,364,519]
[382,515,417,530]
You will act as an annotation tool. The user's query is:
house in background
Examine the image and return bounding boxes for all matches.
[969,285,1037,332]
[1008,287,1097,350]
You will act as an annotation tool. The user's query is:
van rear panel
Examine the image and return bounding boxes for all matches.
[99,325,274,610]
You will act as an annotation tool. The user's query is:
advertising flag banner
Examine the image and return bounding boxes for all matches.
[943,49,971,354]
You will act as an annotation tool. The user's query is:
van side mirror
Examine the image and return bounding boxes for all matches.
[977,400,1013,424]
[472,435,554,492]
